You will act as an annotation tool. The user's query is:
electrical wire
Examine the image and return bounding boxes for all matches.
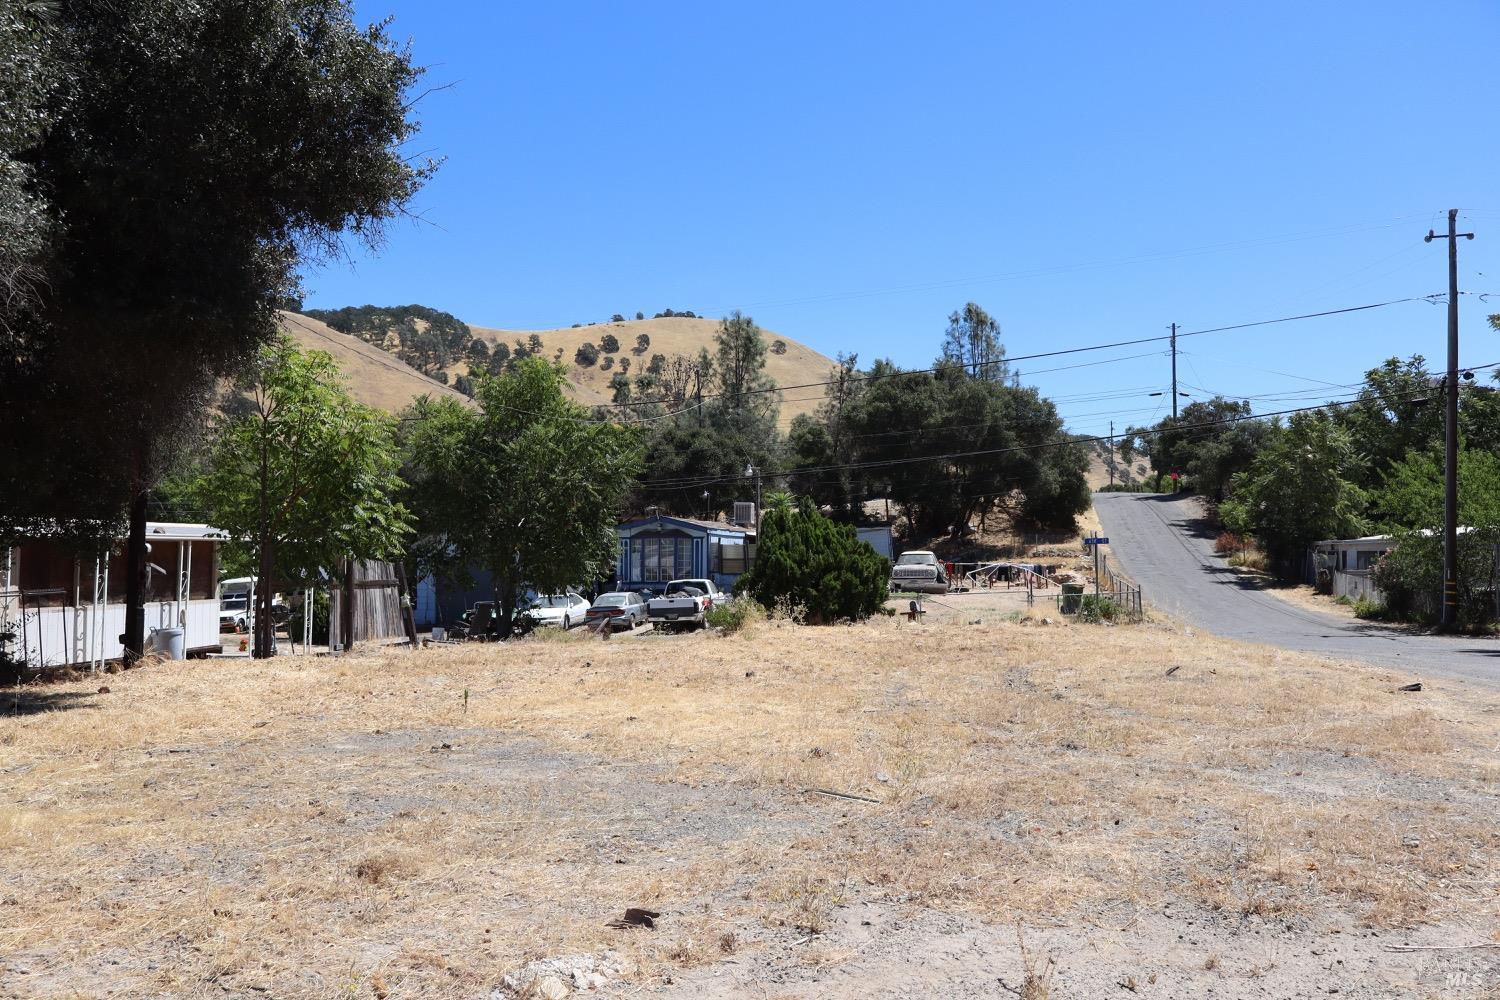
[607,294,1443,410]
[634,364,1499,492]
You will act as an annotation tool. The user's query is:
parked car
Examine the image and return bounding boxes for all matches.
[585,591,647,631]
[219,593,251,633]
[889,550,948,594]
[524,592,591,630]
[646,578,723,631]
[219,576,256,632]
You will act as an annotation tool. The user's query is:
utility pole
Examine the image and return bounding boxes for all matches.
[1108,421,1116,487]
[1426,209,1474,630]
[1170,323,1180,419]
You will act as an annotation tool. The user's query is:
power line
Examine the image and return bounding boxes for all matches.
[607,294,1442,411]
[635,365,1499,492]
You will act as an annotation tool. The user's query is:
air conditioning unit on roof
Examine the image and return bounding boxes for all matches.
[732,501,756,527]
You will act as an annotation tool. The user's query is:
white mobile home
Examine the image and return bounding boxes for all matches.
[1,522,226,672]
[1308,535,1392,604]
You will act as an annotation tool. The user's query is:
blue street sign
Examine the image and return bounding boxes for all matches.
[1084,537,1109,545]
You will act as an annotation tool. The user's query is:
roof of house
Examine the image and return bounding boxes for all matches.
[1314,535,1393,547]
[147,522,228,542]
[618,514,755,535]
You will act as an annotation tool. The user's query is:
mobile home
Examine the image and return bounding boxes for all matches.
[1,522,227,672]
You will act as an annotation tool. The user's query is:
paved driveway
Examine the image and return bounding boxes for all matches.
[1093,491,1500,689]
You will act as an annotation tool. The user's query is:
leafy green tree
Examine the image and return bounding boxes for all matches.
[486,341,512,371]
[392,394,476,595]
[1334,357,1444,490]
[0,0,429,665]
[711,311,780,446]
[574,341,600,367]
[1125,397,1268,500]
[599,333,620,354]
[635,311,644,321]
[1366,447,1500,623]
[0,2,61,332]
[1219,412,1367,569]
[787,353,863,519]
[634,423,757,516]
[1372,448,1500,532]
[646,353,667,377]
[835,351,1087,538]
[400,358,642,637]
[610,313,626,323]
[194,338,412,657]
[941,302,1007,381]
[305,304,473,375]
[734,494,888,623]
[609,371,633,404]
[466,339,489,361]
[635,332,650,353]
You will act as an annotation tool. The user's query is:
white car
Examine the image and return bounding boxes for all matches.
[524,592,591,630]
[889,550,949,594]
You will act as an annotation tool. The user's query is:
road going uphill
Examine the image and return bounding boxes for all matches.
[1092,491,1499,689]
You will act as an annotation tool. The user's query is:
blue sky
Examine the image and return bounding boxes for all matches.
[305,1,1500,435]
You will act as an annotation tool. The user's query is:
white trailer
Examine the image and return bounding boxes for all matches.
[1,522,226,672]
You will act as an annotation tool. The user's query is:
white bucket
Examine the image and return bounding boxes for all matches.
[152,627,186,660]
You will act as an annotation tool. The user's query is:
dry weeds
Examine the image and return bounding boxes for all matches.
[1,614,1496,998]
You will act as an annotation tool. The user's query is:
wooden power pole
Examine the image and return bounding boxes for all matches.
[1425,209,1474,630]
[1170,323,1180,419]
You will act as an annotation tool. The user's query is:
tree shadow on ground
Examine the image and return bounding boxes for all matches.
[1136,492,1221,540]
[2,688,102,718]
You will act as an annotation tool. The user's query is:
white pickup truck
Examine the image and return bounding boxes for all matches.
[646,578,724,631]
[889,550,949,594]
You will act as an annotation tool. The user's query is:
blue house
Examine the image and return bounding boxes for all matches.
[616,515,756,594]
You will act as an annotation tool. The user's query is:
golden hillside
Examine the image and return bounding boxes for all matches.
[466,316,838,427]
[279,311,470,413]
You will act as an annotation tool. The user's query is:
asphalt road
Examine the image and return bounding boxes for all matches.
[1092,491,1500,689]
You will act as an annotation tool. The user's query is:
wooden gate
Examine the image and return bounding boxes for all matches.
[328,558,408,650]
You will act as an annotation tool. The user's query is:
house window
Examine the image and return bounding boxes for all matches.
[636,535,691,582]
[642,537,660,581]
[718,542,747,575]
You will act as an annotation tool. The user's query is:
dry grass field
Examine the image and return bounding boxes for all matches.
[3,616,1497,999]
[279,312,472,415]
[466,317,838,428]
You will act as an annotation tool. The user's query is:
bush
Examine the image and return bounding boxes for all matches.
[599,333,620,354]
[574,342,600,367]
[1374,527,1498,627]
[1213,531,1243,555]
[734,495,890,623]
[1096,482,1155,493]
[1227,547,1269,572]
[705,597,765,634]
[771,339,788,355]
[1077,595,1119,623]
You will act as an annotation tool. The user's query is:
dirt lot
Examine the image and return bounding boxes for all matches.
[3,616,1498,999]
